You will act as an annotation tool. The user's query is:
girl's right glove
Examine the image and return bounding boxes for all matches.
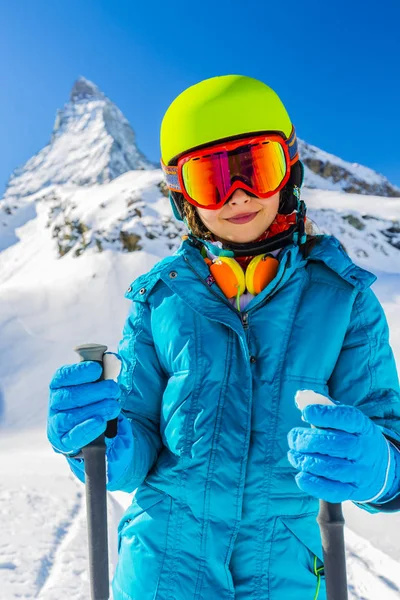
[47,359,134,490]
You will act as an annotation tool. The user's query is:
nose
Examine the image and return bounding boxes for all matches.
[227,189,252,205]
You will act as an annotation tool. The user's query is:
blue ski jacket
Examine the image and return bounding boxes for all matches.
[110,235,400,600]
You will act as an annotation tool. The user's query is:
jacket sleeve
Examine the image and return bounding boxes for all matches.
[112,298,168,492]
[328,287,400,514]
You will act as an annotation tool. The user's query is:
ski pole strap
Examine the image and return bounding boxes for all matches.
[313,555,325,600]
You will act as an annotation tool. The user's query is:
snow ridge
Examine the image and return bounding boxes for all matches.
[299,139,400,197]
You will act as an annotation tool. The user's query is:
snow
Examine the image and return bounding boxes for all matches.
[299,138,400,196]
[0,429,128,600]
[345,526,400,599]
[295,390,336,411]
[304,187,400,220]
[304,188,400,276]
[1,77,400,599]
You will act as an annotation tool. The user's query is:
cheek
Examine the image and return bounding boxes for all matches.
[197,209,221,229]
[259,195,280,214]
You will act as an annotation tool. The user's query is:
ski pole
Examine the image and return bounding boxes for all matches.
[295,391,348,600]
[74,343,118,600]
[317,501,348,600]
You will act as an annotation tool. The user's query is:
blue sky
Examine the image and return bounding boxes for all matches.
[1,0,399,197]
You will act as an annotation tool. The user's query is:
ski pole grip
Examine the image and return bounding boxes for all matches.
[74,343,118,439]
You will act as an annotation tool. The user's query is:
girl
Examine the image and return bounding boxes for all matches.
[48,75,400,600]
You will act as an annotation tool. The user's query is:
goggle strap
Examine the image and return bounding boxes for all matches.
[287,126,299,164]
[162,163,181,192]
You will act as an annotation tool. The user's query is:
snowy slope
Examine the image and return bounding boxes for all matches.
[1,78,400,600]
[0,177,184,430]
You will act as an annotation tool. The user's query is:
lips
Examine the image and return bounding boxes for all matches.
[226,212,259,224]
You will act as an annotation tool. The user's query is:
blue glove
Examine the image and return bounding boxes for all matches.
[48,359,134,489]
[48,360,121,455]
[287,403,398,504]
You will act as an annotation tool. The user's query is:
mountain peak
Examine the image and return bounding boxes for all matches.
[2,76,155,201]
[70,77,104,102]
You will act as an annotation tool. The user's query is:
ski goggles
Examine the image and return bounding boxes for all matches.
[161,128,299,210]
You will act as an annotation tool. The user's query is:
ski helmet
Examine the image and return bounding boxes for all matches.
[160,75,305,255]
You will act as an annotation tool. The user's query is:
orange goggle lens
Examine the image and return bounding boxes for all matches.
[162,134,294,210]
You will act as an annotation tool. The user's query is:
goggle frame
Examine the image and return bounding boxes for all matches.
[161,127,299,210]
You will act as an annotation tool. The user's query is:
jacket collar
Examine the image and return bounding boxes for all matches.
[153,239,307,337]
[305,236,376,291]
[125,235,376,337]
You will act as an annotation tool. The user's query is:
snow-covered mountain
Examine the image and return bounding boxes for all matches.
[1,78,400,600]
[299,139,400,197]
[3,77,155,204]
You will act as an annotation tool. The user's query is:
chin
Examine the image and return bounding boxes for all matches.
[229,225,267,243]
[219,232,263,244]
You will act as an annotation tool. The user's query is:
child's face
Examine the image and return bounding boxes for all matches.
[196,189,280,243]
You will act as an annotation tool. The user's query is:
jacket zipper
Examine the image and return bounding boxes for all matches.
[240,262,288,331]
[241,311,249,330]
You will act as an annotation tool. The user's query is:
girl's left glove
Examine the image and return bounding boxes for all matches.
[287,403,397,504]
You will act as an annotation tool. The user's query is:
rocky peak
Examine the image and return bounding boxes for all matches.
[299,139,400,198]
[70,77,104,103]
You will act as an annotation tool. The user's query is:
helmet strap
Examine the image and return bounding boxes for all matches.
[169,192,184,221]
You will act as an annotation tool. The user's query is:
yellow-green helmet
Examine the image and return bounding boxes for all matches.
[160,74,294,165]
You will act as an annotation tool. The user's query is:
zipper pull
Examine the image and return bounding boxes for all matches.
[241,312,249,329]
